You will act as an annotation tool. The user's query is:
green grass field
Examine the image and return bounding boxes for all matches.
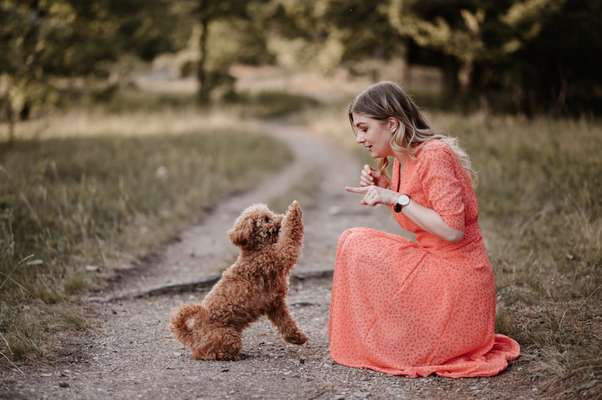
[457,115,602,399]
[0,127,292,362]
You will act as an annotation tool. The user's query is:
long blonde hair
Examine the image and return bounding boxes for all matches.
[348,81,475,182]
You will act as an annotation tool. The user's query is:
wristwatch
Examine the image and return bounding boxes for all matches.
[393,194,411,213]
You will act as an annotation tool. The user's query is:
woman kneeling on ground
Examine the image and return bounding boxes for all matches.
[328,81,520,378]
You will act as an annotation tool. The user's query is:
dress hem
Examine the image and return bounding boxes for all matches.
[329,355,517,379]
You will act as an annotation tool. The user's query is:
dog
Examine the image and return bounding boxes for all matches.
[170,200,307,360]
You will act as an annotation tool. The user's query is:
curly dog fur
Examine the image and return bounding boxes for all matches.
[170,200,307,360]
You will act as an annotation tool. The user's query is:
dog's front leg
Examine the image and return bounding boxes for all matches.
[275,200,304,266]
[266,298,308,345]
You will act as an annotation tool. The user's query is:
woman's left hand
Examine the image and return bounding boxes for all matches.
[345,185,399,207]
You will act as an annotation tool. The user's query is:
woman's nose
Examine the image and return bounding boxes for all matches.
[355,132,365,144]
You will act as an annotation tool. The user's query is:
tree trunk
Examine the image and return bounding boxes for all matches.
[19,98,31,121]
[4,95,16,144]
[196,14,210,104]
[440,57,460,101]
[0,84,16,144]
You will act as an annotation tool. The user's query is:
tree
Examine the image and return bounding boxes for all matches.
[511,0,602,113]
[386,0,602,114]
[173,0,273,104]
[260,0,403,77]
[322,0,404,78]
[0,0,182,141]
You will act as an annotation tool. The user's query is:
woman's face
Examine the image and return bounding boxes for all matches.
[351,113,397,159]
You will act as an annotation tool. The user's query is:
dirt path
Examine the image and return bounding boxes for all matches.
[1,123,536,399]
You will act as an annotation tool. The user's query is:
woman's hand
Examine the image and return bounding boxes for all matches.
[345,185,398,207]
[359,164,390,188]
[345,185,464,242]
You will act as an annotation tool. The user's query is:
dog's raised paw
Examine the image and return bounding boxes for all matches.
[288,201,302,216]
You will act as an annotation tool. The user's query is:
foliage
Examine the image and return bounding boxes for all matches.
[0,0,184,138]
[261,0,403,76]
[3,0,601,116]
[172,0,275,103]
[386,0,602,114]
[171,17,275,101]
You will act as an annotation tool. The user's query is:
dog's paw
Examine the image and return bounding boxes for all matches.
[288,201,302,217]
[285,332,308,345]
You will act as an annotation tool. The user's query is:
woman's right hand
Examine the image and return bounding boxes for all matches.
[360,164,389,188]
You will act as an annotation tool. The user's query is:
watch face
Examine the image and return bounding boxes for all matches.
[398,194,410,206]
[394,194,410,213]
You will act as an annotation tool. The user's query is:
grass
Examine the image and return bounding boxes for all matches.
[225,90,321,119]
[451,114,602,400]
[300,105,602,399]
[0,127,293,363]
[49,86,322,120]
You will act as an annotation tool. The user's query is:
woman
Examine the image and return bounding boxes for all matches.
[328,81,520,378]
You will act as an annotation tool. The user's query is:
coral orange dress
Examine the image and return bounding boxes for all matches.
[328,140,520,378]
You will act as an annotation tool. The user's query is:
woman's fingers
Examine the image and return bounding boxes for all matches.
[360,165,374,186]
[348,184,380,207]
[362,164,390,189]
[345,186,370,194]
[361,192,378,206]
[347,185,387,207]
[360,176,373,186]
[347,185,392,208]
[363,165,374,177]
[361,171,374,179]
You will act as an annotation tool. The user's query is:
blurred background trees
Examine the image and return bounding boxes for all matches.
[388,0,602,114]
[2,0,601,139]
[0,0,184,140]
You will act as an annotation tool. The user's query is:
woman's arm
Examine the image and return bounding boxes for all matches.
[399,196,464,242]
[345,185,464,243]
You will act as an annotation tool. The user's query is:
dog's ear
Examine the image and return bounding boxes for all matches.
[228,217,254,248]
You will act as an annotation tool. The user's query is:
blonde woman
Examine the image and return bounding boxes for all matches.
[328,81,520,378]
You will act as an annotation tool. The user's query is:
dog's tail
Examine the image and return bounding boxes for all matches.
[169,304,207,347]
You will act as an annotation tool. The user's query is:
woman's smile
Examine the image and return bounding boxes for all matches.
[352,112,394,159]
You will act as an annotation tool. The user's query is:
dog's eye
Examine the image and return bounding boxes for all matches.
[264,216,270,223]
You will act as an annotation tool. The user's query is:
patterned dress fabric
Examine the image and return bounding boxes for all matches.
[328,140,520,378]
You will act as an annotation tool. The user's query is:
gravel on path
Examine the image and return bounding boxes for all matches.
[2,277,535,400]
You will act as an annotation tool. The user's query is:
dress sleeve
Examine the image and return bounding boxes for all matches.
[417,147,466,232]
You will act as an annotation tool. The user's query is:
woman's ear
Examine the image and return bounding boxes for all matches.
[386,117,400,134]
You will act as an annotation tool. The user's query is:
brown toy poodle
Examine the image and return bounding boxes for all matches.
[170,200,307,360]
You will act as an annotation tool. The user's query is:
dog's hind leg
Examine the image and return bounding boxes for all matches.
[192,327,242,361]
